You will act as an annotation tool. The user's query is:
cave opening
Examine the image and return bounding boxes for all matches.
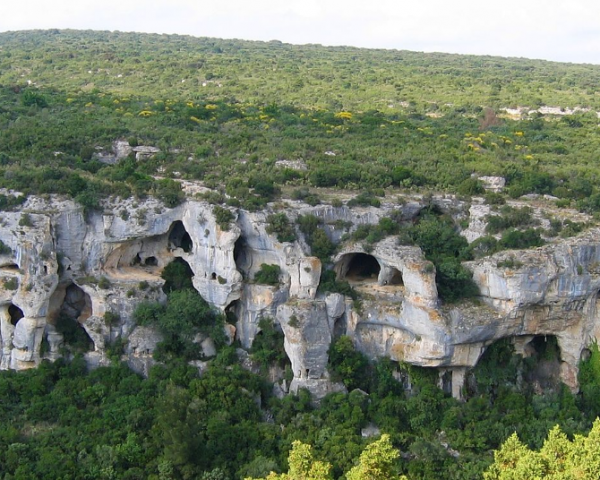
[8,304,24,326]
[333,316,347,340]
[526,335,561,361]
[144,256,158,267]
[523,335,562,391]
[440,370,453,395]
[225,300,240,325]
[1,263,19,272]
[62,284,93,323]
[337,253,381,283]
[233,236,250,277]
[388,268,404,286]
[55,284,94,352]
[168,220,193,253]
[162,257,194,293]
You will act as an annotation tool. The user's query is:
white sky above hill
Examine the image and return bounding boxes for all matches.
[1,0,600,64]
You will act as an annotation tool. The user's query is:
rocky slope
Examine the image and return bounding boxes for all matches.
[0,190,597,398]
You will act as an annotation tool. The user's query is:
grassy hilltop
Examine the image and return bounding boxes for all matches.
[0,29,599,209]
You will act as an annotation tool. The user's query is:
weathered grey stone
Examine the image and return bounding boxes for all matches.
[479,176,506,192]
[0,188,600,399]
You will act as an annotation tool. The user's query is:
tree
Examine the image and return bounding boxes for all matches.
[346,434,406,480]
[245,440,332,480]
[484,419,600,480]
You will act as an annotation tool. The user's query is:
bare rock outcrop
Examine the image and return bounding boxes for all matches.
[1,190,600,400]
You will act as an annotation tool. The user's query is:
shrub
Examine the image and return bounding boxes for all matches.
[456,178,484,196]
[213,205,235,231]
[347,191,381,208]
[408,213,478,301]
[155,179,185,207]
[328,335,370,390]
[484,192,506,205]
[3,278,18,290]
[18,213,33,227]
[104,311,120,326]
[496,257,524,269]
[161,259,194,293]
[266,213,296,242]
[0,194,26,211]
[485,206,537,234]
[318,270,356,299]
[498,228,544,249]
[0,240,12,255]
[21,89,48,107]
[253,264,280,285]
[298,214,335,261]
[291,188,321,206]
[467,235,499,259]
[250,317,287,370]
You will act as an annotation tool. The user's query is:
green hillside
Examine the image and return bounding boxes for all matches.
[0,29,599,209]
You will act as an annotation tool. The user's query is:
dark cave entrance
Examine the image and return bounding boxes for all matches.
[225,300,240,325]
[233,236,250,277]
[526,335,561,360]
[387,268,404,286]
[440,370,453,395]
[8,304,24,326]
[144,256,158,267]
[333,315,347,340]
[55,284,94,352]
[161,257,194,293]
[168,221,193,253]
[336,253,381,283]
[523,335,562,391]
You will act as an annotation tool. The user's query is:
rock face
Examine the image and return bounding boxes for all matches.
[0,192,599,399]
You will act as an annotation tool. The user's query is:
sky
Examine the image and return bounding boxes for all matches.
[1,0,600,65]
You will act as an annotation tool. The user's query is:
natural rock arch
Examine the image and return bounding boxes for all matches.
[168,220,193,253]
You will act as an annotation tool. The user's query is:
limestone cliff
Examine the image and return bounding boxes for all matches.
[0,192,597,399]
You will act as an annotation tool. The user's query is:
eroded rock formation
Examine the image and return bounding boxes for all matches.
[0,192,598,399]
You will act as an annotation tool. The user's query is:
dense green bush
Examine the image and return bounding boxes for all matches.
[0,239,12,255]
[134,288,224,361]
[253,264,281,285]
[250,318,288,370]
[328,335,370,391]
[485,206,537,234]
[297,214,336,261]
[213,205,235,231]
[266,213,297,243]
[498,228,544,249]
[407,213,477,302]
[318,269,357,299]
